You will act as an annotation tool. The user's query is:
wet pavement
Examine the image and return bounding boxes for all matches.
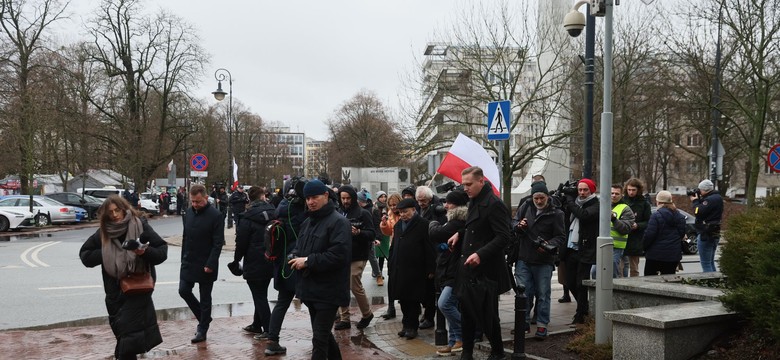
[0,221,578,359]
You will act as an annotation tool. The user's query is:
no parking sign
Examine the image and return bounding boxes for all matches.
[190,153,208,171]
[768,144,780,173]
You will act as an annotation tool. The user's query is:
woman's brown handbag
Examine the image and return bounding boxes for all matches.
[120,271,154,295]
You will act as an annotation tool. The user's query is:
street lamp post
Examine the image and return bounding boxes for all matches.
[564,0,616,344]
[213,68,233,189]
[710,6,723,187]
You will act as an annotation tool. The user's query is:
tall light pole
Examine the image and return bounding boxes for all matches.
[710,6,723,187]
[212,68,233,191]
[564,0,616,344]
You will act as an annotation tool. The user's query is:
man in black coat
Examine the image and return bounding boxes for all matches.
[232,186,276,337]
[215,186,229,227]
[449,166,512,360]
[561,178,599,325]
[229,186,250,227]
[333,185,376,331]
[388,198,435,340]
[263,192,308,355]
[415,185,444,329]
[179,184,225,343]
[288,180,351,359]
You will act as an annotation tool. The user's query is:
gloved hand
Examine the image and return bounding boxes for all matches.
[227,260,243,276]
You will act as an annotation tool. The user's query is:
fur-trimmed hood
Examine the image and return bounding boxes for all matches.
[446,205,468,222]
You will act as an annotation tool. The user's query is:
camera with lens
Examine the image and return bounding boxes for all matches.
[531,236,557,254]
[686,188,701,197]
[436,181,456,193]
[284,176,307,203]
[550,179,579,204]
[350,220,364,230]
[121,237,148,251]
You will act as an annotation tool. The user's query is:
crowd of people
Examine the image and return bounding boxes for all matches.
[79,168,723,360]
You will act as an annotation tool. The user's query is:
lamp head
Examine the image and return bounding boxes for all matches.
[212,81,227,101]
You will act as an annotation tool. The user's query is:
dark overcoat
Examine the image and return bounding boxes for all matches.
[79,219,168,358]
[388,213,435,301]
[181,202,225,282]
[234,201,276,280]
[458,182,512,295]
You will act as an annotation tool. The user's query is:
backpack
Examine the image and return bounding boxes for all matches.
[264,219,287,261]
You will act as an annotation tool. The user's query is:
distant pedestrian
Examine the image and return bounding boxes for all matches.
[229,186,250,227]
[378,193,402,320]
[691,179,723,272]
[643,191,686,275]
[176,187,186,215]
[623,178,651,277]
[79,195,168,360]
[179,184,225,343]
[288,179,351,359]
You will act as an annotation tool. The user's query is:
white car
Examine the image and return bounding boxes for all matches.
[0,208,35,232]
[81,188,160,215]
[0,196,79,225]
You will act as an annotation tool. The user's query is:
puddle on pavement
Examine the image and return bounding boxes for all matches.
[0,232,53,242]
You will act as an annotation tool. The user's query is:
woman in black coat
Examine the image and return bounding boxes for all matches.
[387,199,435,339]
[232,187,277,336]
[643,191,686,276]
[79,195,168,360]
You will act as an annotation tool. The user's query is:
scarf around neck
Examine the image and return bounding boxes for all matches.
[101,211,144,279]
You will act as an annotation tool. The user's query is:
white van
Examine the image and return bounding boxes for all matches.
[77,188,160,215]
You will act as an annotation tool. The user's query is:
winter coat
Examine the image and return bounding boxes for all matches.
[515,202,566,265]
[420,195,447,224]
[79,219,167,358]
[216,192,229,211]
[340,203,375,262]
[372,205,391,259]
[624,195,651,256]
[234,201,276,280]
[692,190,724,240]
[565,196,600,265]
[293,201,352,308]
[388,213,435,301]
[272,199,306,292]
[643,207,686,263]
[180,202,225,282]
[458,182,512,295]
[229,191,250,217]
[428,206,466,289]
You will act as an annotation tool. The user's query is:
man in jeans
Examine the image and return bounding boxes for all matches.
[513,182,566,339]
[334,185,375,330]
[691,179,723,272]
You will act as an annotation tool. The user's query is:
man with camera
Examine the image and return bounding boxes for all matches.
[690,179,723,272]
[513,182,566,339]
[334,185,376,330]
[288,179,351,359]
[561,178,599,325]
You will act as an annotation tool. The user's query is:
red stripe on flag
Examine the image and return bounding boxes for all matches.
[437,153,500,196]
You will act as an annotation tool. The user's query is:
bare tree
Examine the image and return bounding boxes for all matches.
[0,0,68,193]
[326,90,405,179]
[84,0,206,191]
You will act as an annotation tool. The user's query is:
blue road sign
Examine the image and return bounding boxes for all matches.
[190,153,209,171]
[487,100,511,140]
[768,144,780,173]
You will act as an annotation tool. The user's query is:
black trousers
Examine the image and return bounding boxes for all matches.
[575,261,592,317]
[268,288,295,342]
[247,278,272,332]
[644,259,678,276]
[399,300,421,330]
[178,279,214,332]
[461,294,503,355]
[422,278,436,321]
[304,302,341,360]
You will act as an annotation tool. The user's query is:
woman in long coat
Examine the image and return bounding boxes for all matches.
[387,198,435,339]
[80,195,168,360]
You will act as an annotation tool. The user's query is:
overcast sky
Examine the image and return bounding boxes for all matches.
[59,0,478,141]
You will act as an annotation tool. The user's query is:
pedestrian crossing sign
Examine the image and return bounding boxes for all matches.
[487,100,511,140]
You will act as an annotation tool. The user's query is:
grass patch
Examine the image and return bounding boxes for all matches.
[565,318,612,360]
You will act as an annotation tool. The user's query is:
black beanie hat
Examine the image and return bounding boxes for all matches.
[303,179,329,197]
[445,190,469,206]
[401,185,416,198]
[530,181,549,195]
[337,185,357,200]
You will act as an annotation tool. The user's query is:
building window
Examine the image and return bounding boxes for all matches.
[687,134,703,147]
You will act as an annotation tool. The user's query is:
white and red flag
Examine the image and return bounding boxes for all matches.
[166,159,174,172]
[232,158,239,191]
[436,133,501,196]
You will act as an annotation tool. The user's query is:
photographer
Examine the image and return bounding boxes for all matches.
[334,185,376,330]
[561,178,599,324]
[512,182,565,339]
[690,179,723,272]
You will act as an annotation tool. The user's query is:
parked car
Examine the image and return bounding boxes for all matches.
[45,192,103,220]
[79,188,159,215]
[74,207,88,222]
[650,206,698,255]
[0,208,35,232]
[0,195,79,225]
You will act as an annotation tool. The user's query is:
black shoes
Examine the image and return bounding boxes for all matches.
[191,331,207,343]
[381,308,396,320]
[571,313,586,324]
[398,329,408,337]
[558,296,572,303]
[242,324,263,334]
[419,319,434,329]
[264,341,287,355]
[404,329,418,339]
[459,352,475,360]
[486,352,506,360]
[334,321,351,330]
[356,313,374,329]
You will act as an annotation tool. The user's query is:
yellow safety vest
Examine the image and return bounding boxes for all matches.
[610,203,629,249]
